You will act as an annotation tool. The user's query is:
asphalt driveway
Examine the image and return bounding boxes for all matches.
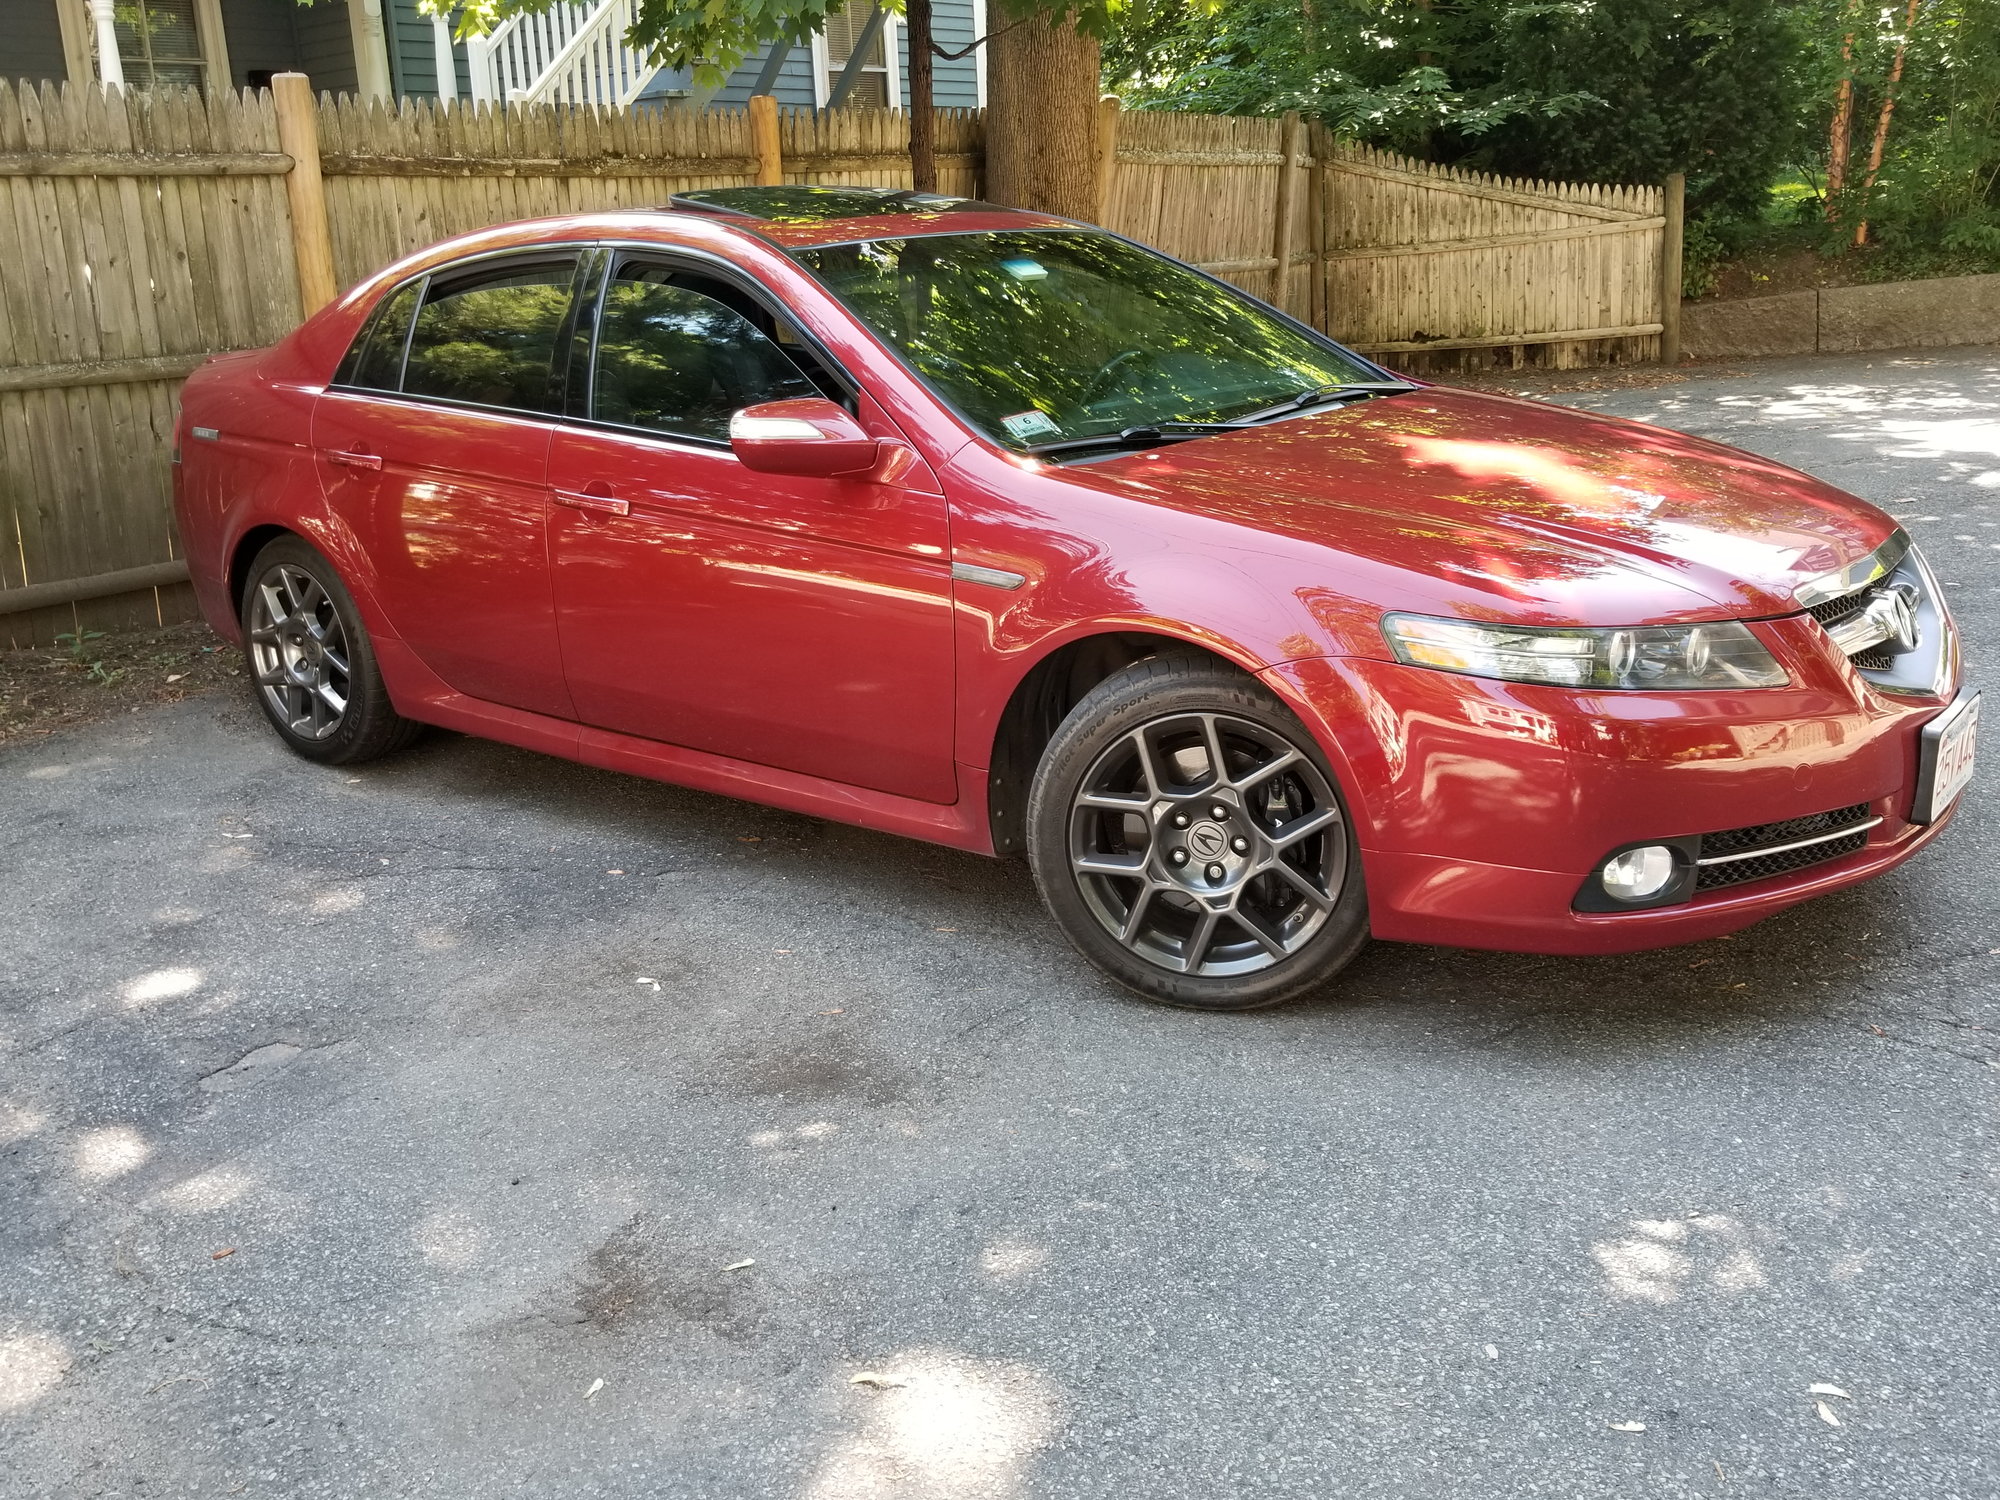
[3,347,1996,1499]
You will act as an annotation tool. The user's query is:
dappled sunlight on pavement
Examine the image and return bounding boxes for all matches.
[806,1351,1064,1500]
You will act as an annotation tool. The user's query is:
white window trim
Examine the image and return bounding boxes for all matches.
[971,0,987,107]
[809,7,901,110]
[56,0,233,89]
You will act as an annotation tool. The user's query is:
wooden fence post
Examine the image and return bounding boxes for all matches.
[1308,123,1328,334]
[1272,110,1303,314]
[1094,94,1121,226]
[271,73,337,318]
[1660,171,1685,365]
[750,94,783,186]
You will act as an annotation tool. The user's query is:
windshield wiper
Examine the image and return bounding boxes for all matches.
[1020,386,1418,459]
[1231,380,1419,425]
[1022,422,1247,458]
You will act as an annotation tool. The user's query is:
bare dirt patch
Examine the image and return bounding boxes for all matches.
[0,619,240,747]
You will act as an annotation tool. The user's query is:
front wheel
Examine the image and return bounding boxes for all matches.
[1026,654,1368,1010]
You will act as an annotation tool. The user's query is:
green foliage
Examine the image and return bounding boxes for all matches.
[1679,215,1729,298]
[1808,0,2000,268]
[1108,0,1808,220]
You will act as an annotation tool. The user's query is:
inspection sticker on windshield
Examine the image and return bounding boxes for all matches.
[999,257,1048,280]
[1002,409,1061,440]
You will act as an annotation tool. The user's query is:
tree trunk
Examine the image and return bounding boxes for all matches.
[908,0,936,192]
[983,9,1103,220]
[1826,17,1858,213]
[1854,0,1922,247]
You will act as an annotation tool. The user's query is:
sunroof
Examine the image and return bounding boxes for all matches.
[667,186,996,223]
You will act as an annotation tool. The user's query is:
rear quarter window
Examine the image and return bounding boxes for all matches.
[334,282,421,391]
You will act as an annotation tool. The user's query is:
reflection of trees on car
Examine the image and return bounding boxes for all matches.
[592,280,817,441]
[795,231,1378,447]
[405,277,573,411]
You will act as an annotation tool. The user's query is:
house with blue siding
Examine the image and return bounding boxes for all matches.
[11,0,985,112]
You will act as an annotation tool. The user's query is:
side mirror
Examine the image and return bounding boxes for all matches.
[729,398,882,478]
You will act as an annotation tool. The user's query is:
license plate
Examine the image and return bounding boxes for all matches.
[1914,691,1979,824]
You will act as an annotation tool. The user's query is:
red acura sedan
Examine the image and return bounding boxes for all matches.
[172,186,1979,1008]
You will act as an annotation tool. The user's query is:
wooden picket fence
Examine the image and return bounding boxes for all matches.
[0,78,1677,647]
[1103,110,1671,364]
[313,97,984,295]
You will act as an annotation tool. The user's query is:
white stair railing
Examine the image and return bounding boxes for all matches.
[465,0,666,110]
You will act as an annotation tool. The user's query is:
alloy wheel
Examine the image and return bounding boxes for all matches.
[1067,711,1347,977]
[247,563,351,741]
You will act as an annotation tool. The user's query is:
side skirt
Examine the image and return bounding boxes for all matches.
[372,635,996,855]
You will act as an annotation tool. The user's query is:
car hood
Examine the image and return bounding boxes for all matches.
[1054,387,1898,627]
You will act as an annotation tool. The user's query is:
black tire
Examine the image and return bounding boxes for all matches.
[1026,653,1368,1010]
[239,535,421,765]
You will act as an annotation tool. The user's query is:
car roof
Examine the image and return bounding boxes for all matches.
[662,185,1070,249]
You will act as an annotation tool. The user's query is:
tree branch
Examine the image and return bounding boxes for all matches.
[932,17,1030,60]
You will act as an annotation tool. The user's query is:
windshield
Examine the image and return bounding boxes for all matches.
[788,230,1386,452]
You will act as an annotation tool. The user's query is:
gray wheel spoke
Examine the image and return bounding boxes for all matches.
[1233,748,1302,793]
[1232,905,1291,960]
[1077,789,1150,813]
[1198,714,1231,788]
[1178,908,1221,973]
[1271,806,1340,851]
[315,681,347,716]
[1264,858,1335,912]
[321,645,350,676]
[1075,851,1147,878]
[1129,729,1172,799]
[1118,884,1161,944]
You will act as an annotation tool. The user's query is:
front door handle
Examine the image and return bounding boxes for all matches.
[327,448,382,471]
[553,487,631,517]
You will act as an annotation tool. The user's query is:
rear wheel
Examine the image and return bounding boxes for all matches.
[240,535,420,765]
[1026,653,1368,1010]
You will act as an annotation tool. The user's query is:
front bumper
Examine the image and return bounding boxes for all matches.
[1264,611,1966,955]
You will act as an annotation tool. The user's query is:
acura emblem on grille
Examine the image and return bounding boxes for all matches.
[1877,583,1921,653]
[1826,580,1923,658]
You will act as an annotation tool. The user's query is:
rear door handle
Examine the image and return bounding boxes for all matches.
[327,449,382,470]
[553,488,631,517]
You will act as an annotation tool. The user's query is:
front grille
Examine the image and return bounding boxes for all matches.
[1807,590,1872,632]
[1693,801,1874,892]
[1696,831,1870,891]
[1852,647,1896,671]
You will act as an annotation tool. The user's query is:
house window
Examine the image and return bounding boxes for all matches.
[816,2,897,109]
[111,0,207,87]
[62,0,229,90]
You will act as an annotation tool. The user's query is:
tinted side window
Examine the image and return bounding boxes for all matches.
[334,282,421,391]
[403,261,576,413]
[592,274,818,442]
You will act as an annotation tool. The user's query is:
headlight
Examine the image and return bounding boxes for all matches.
[1382,614,1790,690]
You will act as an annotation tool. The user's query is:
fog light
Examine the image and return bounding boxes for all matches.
[1601,845,1676,902]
